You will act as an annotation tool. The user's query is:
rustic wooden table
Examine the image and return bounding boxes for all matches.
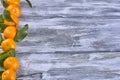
[1,0,120,80]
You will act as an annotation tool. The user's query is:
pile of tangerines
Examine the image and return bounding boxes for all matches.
[0,0,32,80]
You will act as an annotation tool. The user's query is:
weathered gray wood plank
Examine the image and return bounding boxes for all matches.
[17,52,120,80]
[16,0,120,79]
[16,0,120,52]
[0,0,120,79]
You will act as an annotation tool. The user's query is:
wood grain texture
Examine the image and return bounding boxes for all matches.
[1,0,120,80]
[17,52,120,80]
[18,0,120,52]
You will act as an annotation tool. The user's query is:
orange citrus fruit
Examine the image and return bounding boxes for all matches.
[11,15,19,27]
[6,4,21,17]
[4,15,19,26]
[1,39,16,51]
[4,20,15,26]
[4,57,20,71]
[2,69,16,80]
[6,0,20,5]
[4,26,17,39]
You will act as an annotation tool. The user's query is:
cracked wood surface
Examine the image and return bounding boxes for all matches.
[1,0,120,80]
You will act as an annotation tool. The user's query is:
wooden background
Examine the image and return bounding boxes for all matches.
[1,0,120,80]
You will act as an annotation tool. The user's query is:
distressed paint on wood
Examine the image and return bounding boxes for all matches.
[0,0,120,80]
[17,52,120,80]
[17,0,120,52]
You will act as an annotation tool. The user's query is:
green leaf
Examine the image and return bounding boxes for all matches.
[0,49,15,67]
[0,15,4,23]
[0,23,7,33]
[3,10,13,22]
[0,34,3,45]
[26,0,32,8]
[15,24,29,42]
[0,66,4,72]
[0,49,15,61]
[0,71,4,79]
[0,61,3,66]
[1,0,8,8]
